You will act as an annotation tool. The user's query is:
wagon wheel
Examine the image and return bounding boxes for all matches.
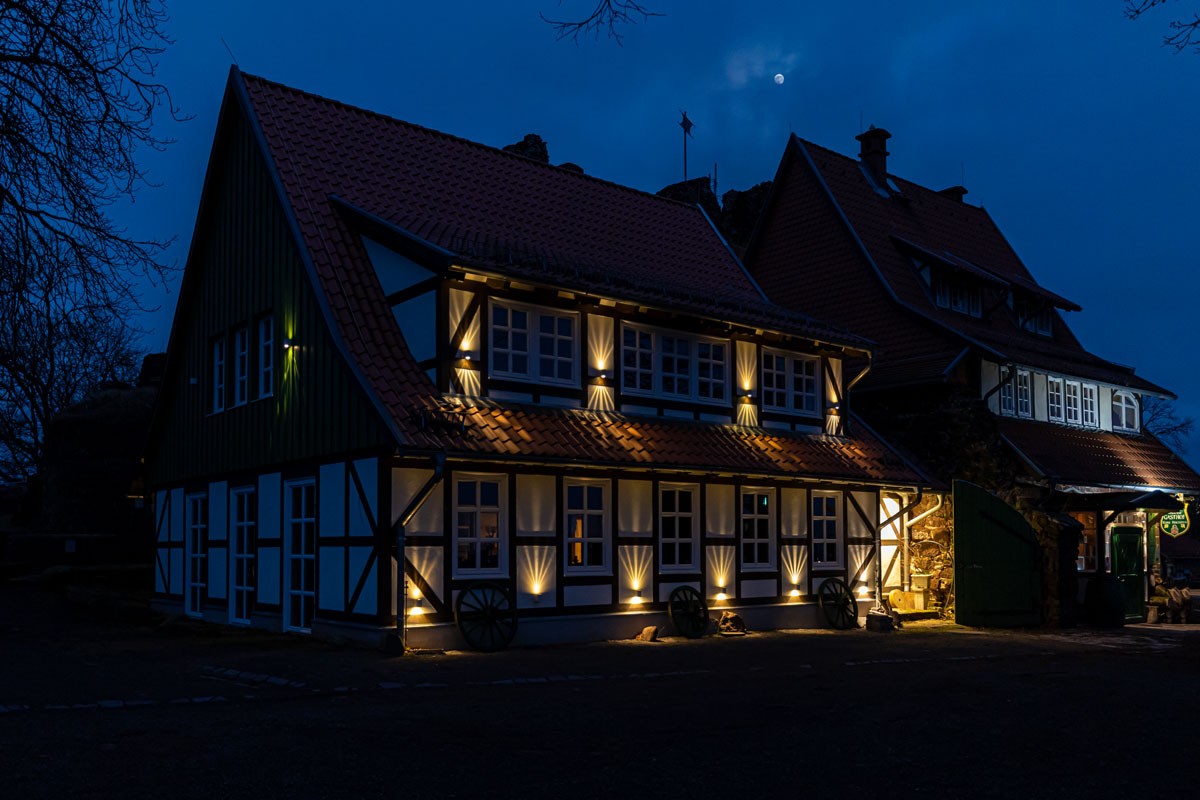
[454,582,518,652]
[818,578,859,630]
[668,585,709,639]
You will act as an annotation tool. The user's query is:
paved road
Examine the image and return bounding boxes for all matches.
[2,582,1198,798]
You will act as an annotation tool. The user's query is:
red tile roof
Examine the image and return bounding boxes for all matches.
[748,135,1170,396]
[232,71,921,486]
[407,401,924,484]
[996,417,1200,492]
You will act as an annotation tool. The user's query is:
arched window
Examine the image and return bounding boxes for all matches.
[1112,391,1139,432]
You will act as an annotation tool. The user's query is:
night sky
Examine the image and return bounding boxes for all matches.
[114,1,1200,461]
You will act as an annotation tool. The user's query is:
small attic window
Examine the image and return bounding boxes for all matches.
[932,271,981,318]
[1015,296,1053,336]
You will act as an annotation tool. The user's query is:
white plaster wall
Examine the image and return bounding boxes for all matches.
[516,475,556,536]
[782,488,807,537]
[706,484,734,537]
[517,545,556,608]
[741,578,777,599]
[780,543,808,589]
[618,480,652,537]
[392,468,443,536]
[706,545,736,599]
[349,546,376,615]
[349,458,378,538]
[618,545,653,602]
[319,546,344,611]
[319,463,345,537]
[564,584,612,607]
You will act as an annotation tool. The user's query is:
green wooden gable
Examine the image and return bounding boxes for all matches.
[145,90,392,488]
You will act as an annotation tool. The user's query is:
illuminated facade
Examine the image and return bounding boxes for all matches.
[746,127,1200,621]
[144,70,928,647]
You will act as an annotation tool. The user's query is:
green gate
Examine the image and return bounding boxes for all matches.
[1110,525,1145,622]
[953,481,1042,627]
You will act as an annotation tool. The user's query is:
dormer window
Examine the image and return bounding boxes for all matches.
[490,300,578,386]
[1112,391,1139,432]
[1018,304,1053,336]
[933,272,981,317]
[620,324,729,404]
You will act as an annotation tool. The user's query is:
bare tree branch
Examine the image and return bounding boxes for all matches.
[0,0,178,482]
[1143,395,1195,454]
[1125,0,1200,53]
[540,1,663,44]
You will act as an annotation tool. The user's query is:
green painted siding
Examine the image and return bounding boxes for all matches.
[146,104,391,487]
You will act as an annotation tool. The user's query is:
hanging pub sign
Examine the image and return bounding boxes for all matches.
[1160,504,1191,538]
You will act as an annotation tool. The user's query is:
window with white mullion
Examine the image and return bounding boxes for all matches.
[454,477,504,575]
[258,316,274,399]
[284,480,316,633]
[621,326,654,394]
[1081,384,1098,427]
[740,489,774,570]
[762,349,820,416]
[1065,381,1081,425]
[1016,370,1032,418]
[537,313,575,383]
[565,481,608,573]
[659,485,697,572]
[233,327,249,406]
[1112,391,1139,432]
[185,494,208,618]
[490,304,530,379]
[660,335,691,397]
[811,491,842,568]
[696,341,728,402]
[999,377,1015,416]
[1047,377,1064,422]
[211,338,226,413]
[230,487,256,625]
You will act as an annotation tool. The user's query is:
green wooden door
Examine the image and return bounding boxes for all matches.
[953,481,1042,627]
[1110,525,1145,622]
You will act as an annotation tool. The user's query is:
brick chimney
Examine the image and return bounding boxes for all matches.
[938,185,968,203]
[855,126,891,186]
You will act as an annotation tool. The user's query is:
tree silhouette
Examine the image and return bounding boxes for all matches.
[1126,1,1200,52]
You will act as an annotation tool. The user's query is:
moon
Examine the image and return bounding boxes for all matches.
[773,73,785,85]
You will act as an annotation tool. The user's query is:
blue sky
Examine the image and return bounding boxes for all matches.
[116,1,1200,458]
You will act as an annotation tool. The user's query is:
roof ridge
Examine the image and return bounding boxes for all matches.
[238,70,708,214]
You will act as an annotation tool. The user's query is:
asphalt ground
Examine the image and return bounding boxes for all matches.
[2,580,1199,799]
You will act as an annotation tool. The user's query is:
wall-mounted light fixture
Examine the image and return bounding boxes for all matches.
[631,588,643,606]
[715,584,729,602]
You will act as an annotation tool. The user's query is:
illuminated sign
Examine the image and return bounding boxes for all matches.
[1160,504,1191,538]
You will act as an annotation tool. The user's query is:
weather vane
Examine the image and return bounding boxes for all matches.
[680,111,694,181]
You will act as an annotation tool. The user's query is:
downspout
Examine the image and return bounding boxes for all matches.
[875,488,924,612]
[393,452,446,650]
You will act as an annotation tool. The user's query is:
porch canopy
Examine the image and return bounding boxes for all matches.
[1045,489,1182,515]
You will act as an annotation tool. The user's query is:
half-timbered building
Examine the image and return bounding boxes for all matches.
[745,127,1200,623]
[144,70,927,648]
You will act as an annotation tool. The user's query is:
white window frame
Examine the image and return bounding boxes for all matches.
[999,376,1015,416]
[935,274,981,317]
[1112,391,1140,432]
[739,487,776,572]
[283,478,316,633]
[564,479,610,575]
[811,490,843,569]
[761,348,820,416]
[1081,383,1098,428]
[258,316,274,399]
[489,299,578,387]
[619,323,729,405]
[659,483,699,573]
[1065,380,1081,425]
[229,486,256,625]
[211,337,225,413]
[453,474,507,578]
[185,493,208,619]
[233,327,249,407]
[1016,369,1032,418]
[1047,377,1064,422]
